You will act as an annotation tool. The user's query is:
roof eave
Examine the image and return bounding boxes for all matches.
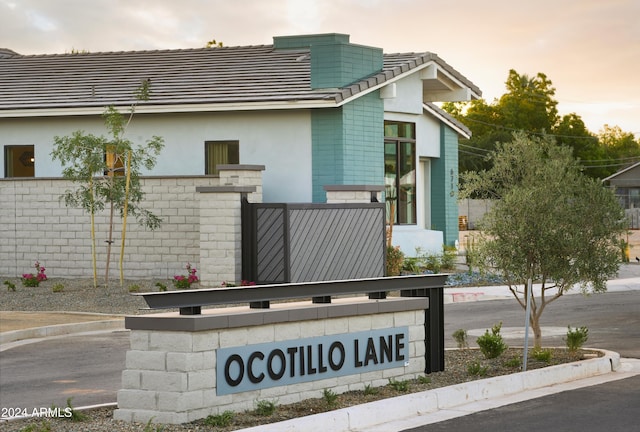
[0,100,339,118]
[423,103,472,139]
[336,58,481,107]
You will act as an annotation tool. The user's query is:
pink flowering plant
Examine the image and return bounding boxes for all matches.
[22,261,47,287]
[173,263,199,289]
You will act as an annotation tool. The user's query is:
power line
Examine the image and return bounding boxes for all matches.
[462,117,601,141]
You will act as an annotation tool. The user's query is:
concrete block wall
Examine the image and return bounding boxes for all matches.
[0,166,263,282]
[114,300,427,424]
[324,185,384,203]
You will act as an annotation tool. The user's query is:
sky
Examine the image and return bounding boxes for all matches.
[1,0,639,137]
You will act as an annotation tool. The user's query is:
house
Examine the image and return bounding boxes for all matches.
[603,161,640,229]
[0,33,479,278]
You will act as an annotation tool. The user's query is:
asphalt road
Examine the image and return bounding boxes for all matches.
[444,290,640,358]
[404,374,640,432]
[0,331,129,410]
[404,290,640,432]
[0,290,638,422]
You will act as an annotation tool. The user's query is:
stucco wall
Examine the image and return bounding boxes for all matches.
[0,110,312,203]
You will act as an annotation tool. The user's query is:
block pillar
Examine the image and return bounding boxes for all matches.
[324,185,384,203]
[196,165,264,287]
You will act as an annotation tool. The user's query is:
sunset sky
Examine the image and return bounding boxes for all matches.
[1,0,638,136]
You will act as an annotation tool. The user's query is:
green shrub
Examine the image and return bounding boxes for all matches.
[417,375,431,384]
[65,398,86,422]
[452,329,469,349]
[441,245,458,270]
[322,388,338,408]
[402,256,421,273]
[424,253,442,273]
[532,348,552,362]
[142,417,164,432]
[386,246,404,276]
[4,280,16,292]
[155,282,167,292]
[363,384,378,396]
[18,421,52,432]
[128,284,141,293]
[52,283,64,293]
[204,411,234,427]
[504,357,521,368]
[565,326,589,352]
[467,361,487,376]
[476,322,508,359]
[254,399,277,416]
[388,378,409,392]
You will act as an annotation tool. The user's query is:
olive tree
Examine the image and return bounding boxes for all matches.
[51,82,164,287]
[461,132,627,348]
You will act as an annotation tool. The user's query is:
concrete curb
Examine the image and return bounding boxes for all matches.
[236,349,620,432]
[0,319,125,345]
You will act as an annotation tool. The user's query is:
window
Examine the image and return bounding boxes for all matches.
[105,146,125,177]
[205,141,239,175]
[384,121,416,225]
[4,145,35,177]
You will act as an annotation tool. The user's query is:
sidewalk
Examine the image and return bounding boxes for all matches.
[444,262,640,303]
[0,311,124,345]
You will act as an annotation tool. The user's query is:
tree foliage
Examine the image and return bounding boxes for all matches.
[444,69,639,179]
[51,82,164,286]
[460,132,627,348]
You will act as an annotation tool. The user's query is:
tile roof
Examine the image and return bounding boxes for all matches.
[0,45,481,114]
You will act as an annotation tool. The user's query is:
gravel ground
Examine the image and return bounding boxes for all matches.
[1,277,600,432]
[1,277,166,315]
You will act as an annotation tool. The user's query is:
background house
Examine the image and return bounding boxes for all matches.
[0,33,479,279]
[603,161,640,229]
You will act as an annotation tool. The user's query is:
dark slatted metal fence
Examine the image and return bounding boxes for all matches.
[242,202,385,284]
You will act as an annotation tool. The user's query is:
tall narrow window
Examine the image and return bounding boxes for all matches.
[4,145,35,177]
[384,122,416,225]
[205,141,239,175]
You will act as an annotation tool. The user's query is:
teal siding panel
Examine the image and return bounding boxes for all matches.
[311,44,383,89]
[311,92,384,202]
[342,92,384,186]
[431,125,459,246]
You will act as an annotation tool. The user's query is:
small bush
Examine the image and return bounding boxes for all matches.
[363,384,378,396]
[322,388,338,407]
[254,399,277,416]
[4,280,16,292]
[424,253,442,273]
[52,283,64,293]
[476,322,508,359]
[532,348,552,363]
[417,375,431,384]
[65,398,86,422]
[565,326,589,352]
[388,378,409,392]
[386,246,404,276]
[504,357,521,368]
[142,417,164,432]
[128,284,141,293]
[204,410,234,427]
[155,282,167,292]
[18,421,52,432]
[467,361,487,376]
[452,329,469,349]
[21,261,47,287]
